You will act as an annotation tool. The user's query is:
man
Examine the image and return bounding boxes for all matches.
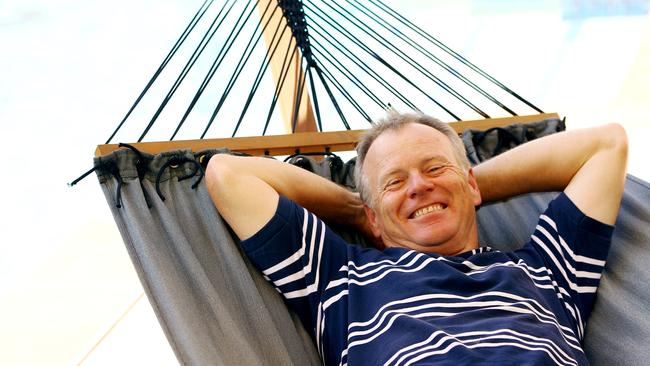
[206,113,627,365]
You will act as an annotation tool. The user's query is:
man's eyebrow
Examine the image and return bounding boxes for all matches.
[378,168,404,184]
[424,155,451,163]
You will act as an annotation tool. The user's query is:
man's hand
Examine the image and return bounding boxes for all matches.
[351,192,385,249]
[473,123,628,225]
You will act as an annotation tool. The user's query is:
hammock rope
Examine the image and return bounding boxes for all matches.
[169,3,270,141]
[310,44,385,110]
[307,21,419,111]
[306,5,434,114]
[196,0,260,138]
[105,0,547,144]
[307,63,323,131]
[232,20,290,137]
[263,42,299,135]
[315,56,373,123]
[321,0,489,119]
[171,0,253,140]
[70,0,547,186]
[306,2,460,120]
[139,0,242,142]
[105,0,215,144]
[367,0,543,113]
[212,1,284,137]
[345,0,517,116]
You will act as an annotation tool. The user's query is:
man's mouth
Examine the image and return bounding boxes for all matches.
[410,203,447,219]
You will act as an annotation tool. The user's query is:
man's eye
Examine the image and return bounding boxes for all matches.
[428,165,443,173]
[386,179,402,188]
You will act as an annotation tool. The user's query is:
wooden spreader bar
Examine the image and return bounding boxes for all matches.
[95,113,559,157]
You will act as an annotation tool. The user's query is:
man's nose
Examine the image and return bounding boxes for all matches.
[406,172,434,199]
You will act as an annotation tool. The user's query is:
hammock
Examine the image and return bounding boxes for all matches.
[81,1,650,365]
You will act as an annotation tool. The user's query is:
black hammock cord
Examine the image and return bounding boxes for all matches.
[69,0,544,187]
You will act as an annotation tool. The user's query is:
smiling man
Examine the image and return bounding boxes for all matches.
[206,113,627,366]
[357,121,482,256]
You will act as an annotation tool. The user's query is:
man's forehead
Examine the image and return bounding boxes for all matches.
[366,124,452,160]
[364,125,456,178]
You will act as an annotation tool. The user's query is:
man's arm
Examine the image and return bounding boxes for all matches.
[205,154,365,240]
[473,123,628,225]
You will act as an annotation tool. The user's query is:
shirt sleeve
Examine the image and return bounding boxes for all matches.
[517,192,614,336]
[241,195,350,335]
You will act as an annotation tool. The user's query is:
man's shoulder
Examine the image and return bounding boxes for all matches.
[239,195,302,252]
[241,195,355,253]
[544,192,614,238]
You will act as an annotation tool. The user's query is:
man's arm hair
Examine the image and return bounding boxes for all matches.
[205,154,365,240]
[473,123,628,225]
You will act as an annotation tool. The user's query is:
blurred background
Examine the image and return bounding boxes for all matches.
[1,0,648,364]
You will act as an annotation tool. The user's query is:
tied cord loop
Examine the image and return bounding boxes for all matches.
[155,155,205,202]
[284,151,338,174]
[283,150,337,162]
[326,154,343,183]
[118,143,153,208]
[111,163,124,208]
[283,151,344,182]
[196,151,217,171]
[98,160,124,208]
[196,149,251,171]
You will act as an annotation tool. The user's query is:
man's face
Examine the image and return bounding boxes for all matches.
[362,123,482,256]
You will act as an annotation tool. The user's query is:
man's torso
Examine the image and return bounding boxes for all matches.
[241,194,612,365]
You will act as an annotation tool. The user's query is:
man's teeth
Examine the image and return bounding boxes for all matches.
[414,204,444,218]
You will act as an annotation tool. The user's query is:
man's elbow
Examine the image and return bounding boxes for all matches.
[205,154,238,200]
[601,123,628,161]
[596,123,628,191]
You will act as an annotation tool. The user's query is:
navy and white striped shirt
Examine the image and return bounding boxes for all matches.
[242,193,613,365]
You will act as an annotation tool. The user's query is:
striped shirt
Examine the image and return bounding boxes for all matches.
[242,193,613,365]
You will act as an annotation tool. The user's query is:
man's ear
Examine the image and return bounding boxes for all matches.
[363,205,382,238]
[467,168,482,206]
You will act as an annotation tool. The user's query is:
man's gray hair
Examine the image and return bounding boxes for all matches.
[354,112,470,206]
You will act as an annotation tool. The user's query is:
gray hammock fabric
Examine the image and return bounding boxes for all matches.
[95,119,650,365]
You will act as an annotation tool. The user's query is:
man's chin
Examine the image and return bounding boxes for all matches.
[385,239,447,253]
[411,235,467,255]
